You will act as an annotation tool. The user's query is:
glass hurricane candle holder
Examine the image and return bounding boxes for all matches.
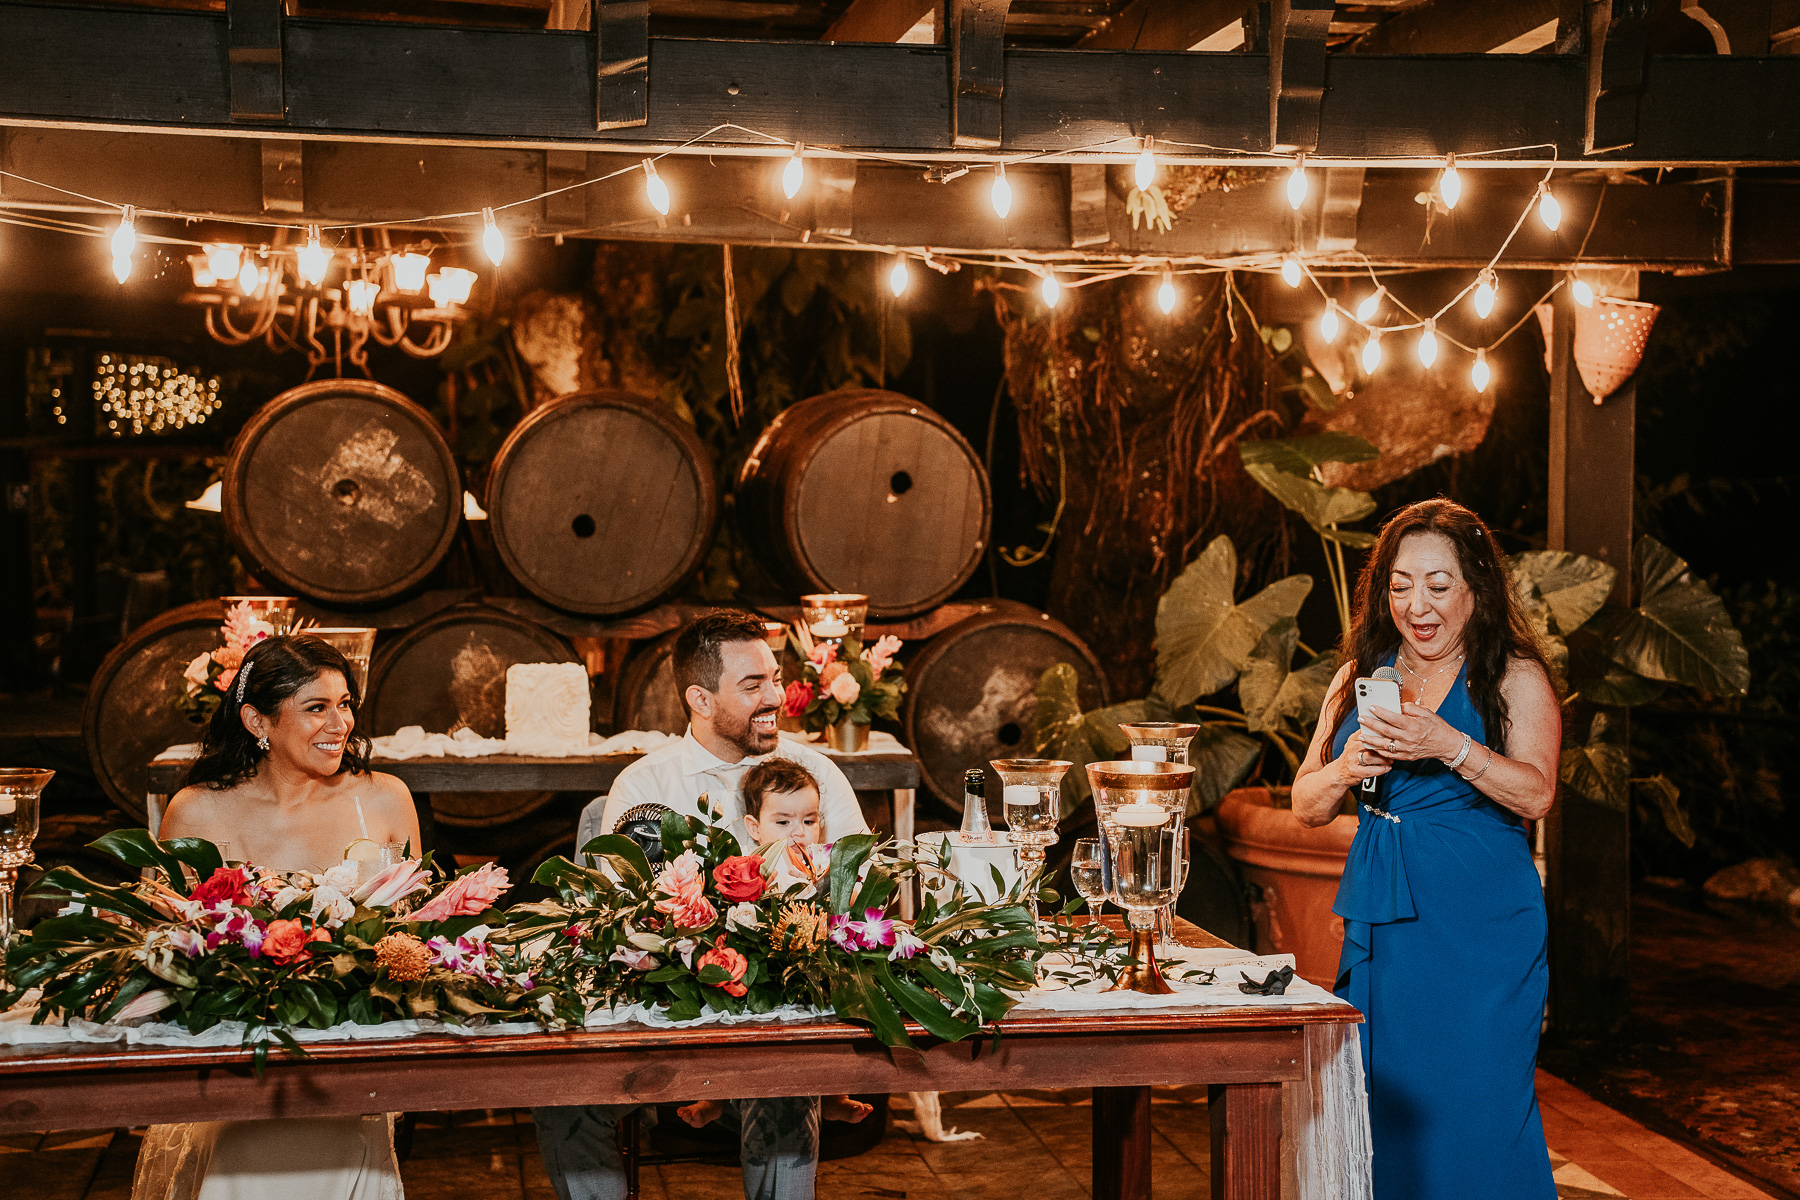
[1117,721,1202,764]
[0,768,54,976]
[799,593,869,648]
[1103,801,1182,994]
[1086,760,1195,960]
[220,595,298,635]
[305,627,377,696]
[990,758,1072,913]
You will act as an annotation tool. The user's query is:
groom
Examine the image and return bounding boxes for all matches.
[534,609,869,1200]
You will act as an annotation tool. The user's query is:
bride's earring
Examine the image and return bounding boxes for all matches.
[256,734,270,751]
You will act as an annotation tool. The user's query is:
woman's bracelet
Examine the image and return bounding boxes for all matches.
[1446,733,1473,771]
[1461,744,1496,782]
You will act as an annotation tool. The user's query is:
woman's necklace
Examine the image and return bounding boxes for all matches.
[1398,650,1464,701]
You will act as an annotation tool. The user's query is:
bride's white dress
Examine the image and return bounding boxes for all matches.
[133,800,404,1200]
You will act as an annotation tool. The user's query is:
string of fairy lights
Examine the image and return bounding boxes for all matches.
[0,121,1616,397]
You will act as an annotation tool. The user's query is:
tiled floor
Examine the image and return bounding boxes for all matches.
[7,1075,1782,1199]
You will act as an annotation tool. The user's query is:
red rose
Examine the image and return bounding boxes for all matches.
[712,855,768,903]
[781,680,815,718]
[697,935,749,997]
[188,866,252,908]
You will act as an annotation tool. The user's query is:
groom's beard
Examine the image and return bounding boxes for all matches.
[717,702,781,758]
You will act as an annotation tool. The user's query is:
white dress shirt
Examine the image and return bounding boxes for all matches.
[596,728,870,853]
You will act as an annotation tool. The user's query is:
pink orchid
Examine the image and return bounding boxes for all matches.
[887,926,927,961]
[410,864,510,924]
[609,947,658,972]
[353,860,433,908]
[863,635,903,675]
[207,909,265,956]
[829,907,897,952]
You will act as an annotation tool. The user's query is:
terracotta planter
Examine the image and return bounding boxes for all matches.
[1214,787,1357,987]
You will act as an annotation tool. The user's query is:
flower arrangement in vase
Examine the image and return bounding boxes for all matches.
[176,601,289,723]
[779,626,906,752]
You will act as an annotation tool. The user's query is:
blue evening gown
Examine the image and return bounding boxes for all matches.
[1329,658,1556,1199]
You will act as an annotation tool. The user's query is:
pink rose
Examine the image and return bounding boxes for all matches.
[410,863,511,923]
[781,680,815,718]
[827,672,861,706]
[864,635,903,676]
[183,652,214,689]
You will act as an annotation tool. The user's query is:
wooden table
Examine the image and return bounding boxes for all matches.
[0,922,1361,1200]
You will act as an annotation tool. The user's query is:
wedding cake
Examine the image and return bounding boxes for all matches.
[504,663,592,756]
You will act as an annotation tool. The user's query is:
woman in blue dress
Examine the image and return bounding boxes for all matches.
[1291,499,1562,1200]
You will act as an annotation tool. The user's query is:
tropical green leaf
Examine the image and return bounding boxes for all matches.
[575,835,653,884]
[1601,537,1749,695]
[875,960,981,1042]
[828,962,912,1048]
[1508,551,1616,637]
[89,830,187,886]
[1559,712,1629,813]
[1241,463,1376,533]
[1154,537,1312,706]
[1237,619,1339,736]
[1566,634,1665,707]
[1635,775,1694,848]
[1032,664,1101,807]
[828,834,877,915]
[1238,432,1379,477]
[1187,726,1264,816]
[1319,527,1378,549]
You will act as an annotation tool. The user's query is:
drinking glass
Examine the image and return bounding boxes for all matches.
[1155,829,1194,952]
[307,627,377,696]
[380,839,407,867]
[990,758,1073,916]
[1103,801,1182,994]
[1070,837,1107,914]
[1,768,54,978]
[799,593,869,648]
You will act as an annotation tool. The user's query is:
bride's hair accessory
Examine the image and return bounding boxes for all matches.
[235,662,253,703]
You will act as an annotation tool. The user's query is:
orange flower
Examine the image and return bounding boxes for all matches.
[696,935,748,997]
[263,918,315,966]
[374,931,431,982]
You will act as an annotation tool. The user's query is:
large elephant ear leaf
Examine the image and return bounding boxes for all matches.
[1508,550,1616,637]
[1237,619,1335,736]
[1239,432,1379,477]
[1032,664,1099,807]
[1635,775,1695,849]
[1602,537,1749,696]
[1188,727,1264,817]
[1241,463,1376,533]
[1154,537,1311,706]
[1559,712,1630,813]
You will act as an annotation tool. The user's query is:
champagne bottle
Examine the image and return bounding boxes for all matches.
[959,768,997,843]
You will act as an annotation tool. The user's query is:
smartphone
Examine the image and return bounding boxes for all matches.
[1354,676,1403,724]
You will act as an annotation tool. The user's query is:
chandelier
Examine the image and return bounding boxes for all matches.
[181,231,479,377]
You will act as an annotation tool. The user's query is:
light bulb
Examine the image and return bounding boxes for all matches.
[1320,303,1341,343]
[991,165,1012,219]
[345,278,379,317]
[1041,270,1061,308]
[1571,276,1594,307]
[111,205,136,283]
[297,227,329,286]
[1157,270,1176,314]
[391,251,431,293]
[782,145,805,200]
[1361,333,1383,374]
[428,266,477,307]
[1281,256,1302,288]
[1355,287,1384,322]
[1417,321,1438,368]
[237,256,261,295]
[1472,269,1496,319]
[187,256,217,289]
[1439,154,1461,210]
[643,160,671,216]
[1287,155,1308,210]
[1472,349,1491,393]
[206,243,242,284]
[888,257,910,297]
[1135,140,1157,192]
[1537,184,1561,231]
[481,208,506,265]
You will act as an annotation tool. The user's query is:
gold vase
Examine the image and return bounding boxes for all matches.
[1104,925,1176,995]
[826,718,869,753]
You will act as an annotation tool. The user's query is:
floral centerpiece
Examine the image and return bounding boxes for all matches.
[176,602,283,723]
[780,627,906,752]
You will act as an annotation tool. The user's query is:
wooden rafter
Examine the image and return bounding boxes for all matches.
[1075,0,1244,50]
[950,0,1016,147]
[1349,0,1576,54]
[823,0,935,42]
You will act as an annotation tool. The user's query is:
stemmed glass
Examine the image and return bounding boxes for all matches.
[989,758,1073,917]
[1101,801,1183,995]
[1,768,54,980]
[1085,760,1193,993]
[1117,721,1201,765]
[1070,838,1107,915]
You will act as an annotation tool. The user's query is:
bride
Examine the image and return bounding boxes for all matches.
[137,634,420,1200]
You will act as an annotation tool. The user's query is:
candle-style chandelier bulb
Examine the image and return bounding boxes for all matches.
[1439,154,1461,210]
[297,227,330,286]
[991,164,1012,219]
[1281,256,1302,288]
[1041,269,1062,308]
[643,160,671,216]
[237,256,262,296]
[1157,269,1176,314]
[344,277,379,317]
[782,144,806,200]
[1135,137,1157,192]
[1287,154,1308,210]
[1355,286,1384,322]
[1320,302,1341,343]
[391,251,431,294]
[481,208,506,265]
[888,256,910,297]
[206,243,242,285]
[1472,348,1491,393]
[1472,268,1497,319]
[1571,275,1594,307]
[1417,320,1439,368]
[1537,182,1561,231]
[111,205,136,283]
[1361,332,1383,374]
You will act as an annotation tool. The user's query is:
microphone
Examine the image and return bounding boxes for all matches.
[1361,665,1404,797]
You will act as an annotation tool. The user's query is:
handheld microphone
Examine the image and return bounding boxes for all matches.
[1360,665,1404,797]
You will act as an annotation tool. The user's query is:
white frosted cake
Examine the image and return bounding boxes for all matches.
[504,662,592,756]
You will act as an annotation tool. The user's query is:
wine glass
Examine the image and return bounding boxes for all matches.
[1155,828,1194,952]
[1116,721,1201,765]
[1070,838,1107,915]
[990,759,1073,917]
[1,768,54,978]
[1102,801,1181,995]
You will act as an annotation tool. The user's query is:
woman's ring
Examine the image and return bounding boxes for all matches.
[1388,737,1396,750]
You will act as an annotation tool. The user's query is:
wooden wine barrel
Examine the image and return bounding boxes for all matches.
[900,603,1108,809]
[363,605,579,827]
[737,390,990,618]
[612,630,689,737]
[485,390,718,615]
[83,599,225,823]
[223,380,461,605]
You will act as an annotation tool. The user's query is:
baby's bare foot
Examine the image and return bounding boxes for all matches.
[677,1100,723,1129]
[823,1095,873,1124]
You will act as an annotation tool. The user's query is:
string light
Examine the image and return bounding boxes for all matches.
[205,243,242,284]
[1472,268,1497,319]
[297,226,330,286]
[1361,332,1383,374]
[1320,302,1341,343]
[1537,182,1561,231]
[990,164,1012,219]
[237,256,262,295]
[1040,269,1061,308]
[888,256,910,297]
[1570,274,1594,307]
[1417,320,1438,368]
[1135,137,1157,192]
[1157,269,1176,314]
[110,205,135,283]
[782,143,806,200]
[1287,154,1309,210]
[643,160,671,216]
[1355,286,1384,322]
[1439,154,1461,210]
[1471,348,1491,393]
[1281,256,1302,288]
[481,208,506,265]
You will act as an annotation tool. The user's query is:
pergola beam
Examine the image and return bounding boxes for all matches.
[1350,0,1578,54]
[1076,0,1245,50]
[824,0,935,42]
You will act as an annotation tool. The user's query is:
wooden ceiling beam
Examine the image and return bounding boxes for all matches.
[1350,0,1580,54]
[1588,0,1652,153]
[950,0,1016,147]
[823,0,935,42]
[1271,0,1335,151]
[1075,0,1244,50]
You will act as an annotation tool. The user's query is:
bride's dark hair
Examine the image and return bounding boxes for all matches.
[1325,499,1549,756]
[186,635,373,790]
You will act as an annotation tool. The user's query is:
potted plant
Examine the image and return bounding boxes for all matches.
[781,630,907,753]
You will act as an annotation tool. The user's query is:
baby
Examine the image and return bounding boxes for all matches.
[677,757,872,1129]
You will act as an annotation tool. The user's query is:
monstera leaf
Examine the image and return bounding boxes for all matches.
[1154,536,1312,706]
[1508,550,1617,637]
[1559,712,1630,813]
[1241,463,1377,546]
[1603,537,1750,696]
[1237,619,1338,736]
